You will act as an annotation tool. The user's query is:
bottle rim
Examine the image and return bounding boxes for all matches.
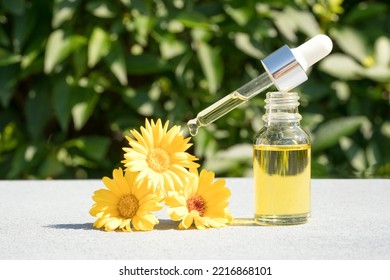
[263,92,301,122]
[264,92,300,109]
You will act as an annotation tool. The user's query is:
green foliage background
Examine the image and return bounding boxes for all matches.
[0,0,389,179]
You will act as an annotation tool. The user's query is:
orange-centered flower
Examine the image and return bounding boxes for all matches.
[165,169,233,230]
[90,168,163,232]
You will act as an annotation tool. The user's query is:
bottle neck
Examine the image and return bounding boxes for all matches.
[262,92,302,126]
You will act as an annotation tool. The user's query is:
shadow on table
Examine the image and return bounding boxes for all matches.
[44,218,256,232]
[230,218,257,226]
[155,219,178,230]
[155,218,258,229]
[156,219,258,229]
[44,220,179,231]
[45,223,94,231]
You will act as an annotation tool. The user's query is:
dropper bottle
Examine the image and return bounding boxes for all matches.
[187,35,333,136]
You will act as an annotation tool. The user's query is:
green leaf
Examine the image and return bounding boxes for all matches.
[1,0,25,15]
[104,42,128,85]
[339,137,367,172]
[86,0,117,18]
[234,33,263,59]
[301,113,324,131]
[319,54,364,80]
[0,118,20,153]
[196,41,223,93]
[290,8,320,38]
[160,39,186,60]
[363,66,390,83]
[38,150,65,178]
[344,2,388,24]
[44,30,86,74]
[65,135,110,161]
[134,14,153,46]
[8,144,28,178]
[330,81,350,102]
[25,86,52,140]
[13,11,36,52]
[126,54,168,75]
[176,11,212,29]
[375,163,390,178]
[52,77,71,131]
[70,87,99,130]
[21,44,41,70]
[374,36,390,67]
[120,0,131,8]
[0,64,18,107]
[330,27,369,63]
[272,10,298,42]
[122,87,164,117]
[20,29,47,70]
[73,45,88,78]
[312,116,366,153]
[52,0,81,28]
[174,52,192,86]
[203,144,253,176]
[193,128,218,159]
[88,27,111,68]
[224,4,253,26]
[0,26,11,47]
[273,7,320,41]
[190,28,213,43]
[311,160,330,178]
[0,49,21,66]
[44,30,66,73]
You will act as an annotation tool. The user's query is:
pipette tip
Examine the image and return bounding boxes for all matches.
[187,118,199,136]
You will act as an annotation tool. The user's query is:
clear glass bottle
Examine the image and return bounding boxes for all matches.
[253,92,311,225]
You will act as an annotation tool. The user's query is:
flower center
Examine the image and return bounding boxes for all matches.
[187,195,206,216]
[147,148,171,173]
[117,195,139,219]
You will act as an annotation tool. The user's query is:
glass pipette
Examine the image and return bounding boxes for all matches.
[187,73,272,136]
[187,34,333,136]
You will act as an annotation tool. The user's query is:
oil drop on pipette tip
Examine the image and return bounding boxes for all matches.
[187,119,199,136]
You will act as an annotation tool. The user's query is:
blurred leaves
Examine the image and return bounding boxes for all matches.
[196,41,223,94]
[312,116,366,153]
[126,54,168,74]
[88,27,111,68]
[44,29,86,74]
[319,54,363,80]
[0,0,389,179]
[1,0,25,15]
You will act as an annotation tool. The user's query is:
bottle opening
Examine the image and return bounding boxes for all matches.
[262,92,301,122]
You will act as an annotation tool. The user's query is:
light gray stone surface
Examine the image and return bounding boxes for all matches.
[0,179,389,260]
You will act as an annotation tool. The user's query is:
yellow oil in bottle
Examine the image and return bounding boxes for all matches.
[253,144,311,225]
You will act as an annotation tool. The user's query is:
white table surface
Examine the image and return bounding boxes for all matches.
[0,179,389,260]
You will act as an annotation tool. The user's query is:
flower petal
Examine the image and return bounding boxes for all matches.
[179,214,193,229]
[194,216,208,230]
[121,118,199,193]
[138,200,163,212]
[133,214,157,231]
[101,177,123,197]
[167,206,188,221]
[165,193,186,207]
[105,218,122,231]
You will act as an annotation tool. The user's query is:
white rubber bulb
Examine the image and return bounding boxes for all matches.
[291,34,333,72]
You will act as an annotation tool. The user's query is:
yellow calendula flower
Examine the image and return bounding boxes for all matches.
[165,169,233,230]
[90,168,163,232]
[122,119,199,192]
